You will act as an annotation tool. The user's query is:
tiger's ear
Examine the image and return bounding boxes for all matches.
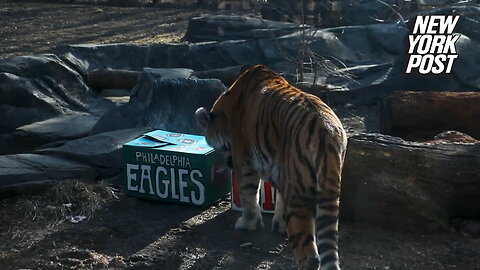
[195,107,212,130]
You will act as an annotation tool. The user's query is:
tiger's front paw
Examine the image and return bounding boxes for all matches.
[235,215,264,231]
[235,206,263,231]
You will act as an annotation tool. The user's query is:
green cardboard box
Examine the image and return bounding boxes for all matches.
[123,130,231,206]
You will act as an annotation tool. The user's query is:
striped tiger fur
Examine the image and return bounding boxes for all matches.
[195,64,347,270]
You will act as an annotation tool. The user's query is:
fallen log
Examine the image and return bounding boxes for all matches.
[380,91,480,140]
[192,65,243,86]
[86,68,140,90]
[340,133,480,232]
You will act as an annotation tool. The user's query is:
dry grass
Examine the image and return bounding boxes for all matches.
[10,180,117,228]
[0,180,117,261]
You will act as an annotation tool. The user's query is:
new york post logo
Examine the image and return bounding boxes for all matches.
[405,15,460,75]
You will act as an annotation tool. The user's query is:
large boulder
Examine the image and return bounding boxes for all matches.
[0,54,117,155]
[90,68,226,135]
[0,54,114,132]
[0,154,97,197]
[0,134,28,156]
[13,113,100,149]
[0,54,90,99]
[57,43,166,74]
[36,128,149,177]
[0,71,84,132]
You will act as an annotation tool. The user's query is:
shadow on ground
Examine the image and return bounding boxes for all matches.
[1,189,479,270]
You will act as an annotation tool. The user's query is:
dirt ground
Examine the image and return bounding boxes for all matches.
[0,0,253,59]
[1,1,479,270]
[1,181,479,270]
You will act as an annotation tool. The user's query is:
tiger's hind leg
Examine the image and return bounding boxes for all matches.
[315,195,340,270]
[286,203,320,270]
[315,190,341,270]
[235,171,263,231]
[315,140,344,270]
[272,191,287,234]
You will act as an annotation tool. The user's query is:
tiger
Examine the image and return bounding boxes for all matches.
[195,64,347,270]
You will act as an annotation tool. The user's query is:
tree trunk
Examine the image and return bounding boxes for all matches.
[340,133,480,232]
[380,91,480,140]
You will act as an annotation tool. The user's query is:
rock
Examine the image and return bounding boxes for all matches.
[0,53,115,155]
[54,8,479,103]
[184,15,408,66]
[0,134,28,155]
[0,154,97,198]
[36,128,150,177]
[340,133,480,232]
[55,22,407,79]
[56,42,257,74]
[0,54,113,132]
[431,131,478,144]
[184,15,305,43]
[58,23,398,72]
[321,24,406,65]
[0,72,78,132]
[56,43,159,74]
[0,54,89,99]
[13,113,100,149]
[380,92,480,140]
[452,219,480,237]
[90,68,226,135]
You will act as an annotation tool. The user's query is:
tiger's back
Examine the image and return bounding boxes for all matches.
[195,65,347,270]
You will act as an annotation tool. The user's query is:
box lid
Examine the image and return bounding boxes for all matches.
[124,130,213,154]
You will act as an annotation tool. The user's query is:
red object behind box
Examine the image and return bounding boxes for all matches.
[231,171,276,213]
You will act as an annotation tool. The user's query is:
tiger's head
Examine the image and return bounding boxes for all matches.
[195,90,233,166]
[195,65,257,151]
[195,64,271,167]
